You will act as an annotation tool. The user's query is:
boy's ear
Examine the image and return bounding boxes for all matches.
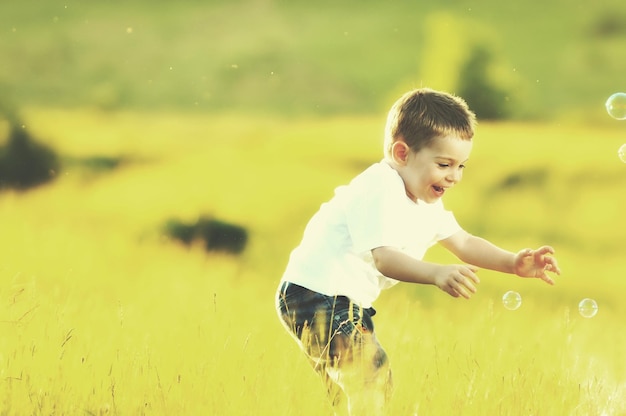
[391,141,410,165]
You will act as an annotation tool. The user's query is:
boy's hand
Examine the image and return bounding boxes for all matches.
[434,264,480,299]
[513,246,561,285]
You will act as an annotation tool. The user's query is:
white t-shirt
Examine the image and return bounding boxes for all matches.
[281,161,461,308]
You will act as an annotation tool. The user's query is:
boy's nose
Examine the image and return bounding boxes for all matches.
[447,170,462,183]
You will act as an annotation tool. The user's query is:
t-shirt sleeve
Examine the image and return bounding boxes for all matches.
[434,209,462,241]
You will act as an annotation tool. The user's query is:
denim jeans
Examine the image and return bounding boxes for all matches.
[276,281,381,368]
[275,281,392,413]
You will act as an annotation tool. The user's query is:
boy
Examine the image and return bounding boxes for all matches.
[275,88,560,415]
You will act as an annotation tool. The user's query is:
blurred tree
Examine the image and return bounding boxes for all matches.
[418,12,524,120]
[0,104,59,190]
[164,216,248,254]
[458,45,511,120]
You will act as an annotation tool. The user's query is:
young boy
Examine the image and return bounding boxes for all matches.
[275,88,560,415]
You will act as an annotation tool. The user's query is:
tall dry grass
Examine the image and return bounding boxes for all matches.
[0,109,625,414]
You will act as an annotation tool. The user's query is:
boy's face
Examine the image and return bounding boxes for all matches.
[401,134,473,203]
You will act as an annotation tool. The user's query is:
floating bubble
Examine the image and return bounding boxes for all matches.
[578,298,598,318]
[605,92,626,120]
[502,290,522,310]
[618,144,626,163]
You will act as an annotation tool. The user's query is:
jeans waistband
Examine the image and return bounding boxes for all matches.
[278,281,376,317]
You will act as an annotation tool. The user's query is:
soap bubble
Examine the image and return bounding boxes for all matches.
[578,298,598,318]
[502,290,522,310]
[618,144,626,163]
[605,92,626,120]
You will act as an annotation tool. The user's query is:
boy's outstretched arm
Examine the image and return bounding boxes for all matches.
[372,246,480,298]
[439,230,561,285]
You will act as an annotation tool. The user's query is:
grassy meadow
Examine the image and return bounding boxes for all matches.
[1,108,625,415]
[2,0,626,414]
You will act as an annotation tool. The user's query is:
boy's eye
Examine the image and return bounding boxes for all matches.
[437,162,467,169]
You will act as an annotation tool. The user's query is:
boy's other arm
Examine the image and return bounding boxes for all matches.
[439,229,561,285]
[439,229,516,273]
[371,246,480,299]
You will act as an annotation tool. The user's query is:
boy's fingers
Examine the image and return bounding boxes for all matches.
[447,265,480,299]
[540,273,555,285]
[463,265,481,284]
[455,275,477,297]
[447,287,460,298]
[454,284,472,299]
[536,245,555,255]
[546,258,561,275]
[458,279,476,294]
[534,246,557,264]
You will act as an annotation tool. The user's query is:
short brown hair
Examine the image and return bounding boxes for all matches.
[384,88,476,158]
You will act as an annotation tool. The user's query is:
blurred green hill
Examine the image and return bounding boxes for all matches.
[1,0,625,119]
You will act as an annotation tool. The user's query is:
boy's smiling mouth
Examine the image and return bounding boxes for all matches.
[432,185,445,196]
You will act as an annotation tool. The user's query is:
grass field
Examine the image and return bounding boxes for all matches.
[1,108,625,415]
[2,1,625,414]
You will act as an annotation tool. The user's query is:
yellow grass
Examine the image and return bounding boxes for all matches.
[1,108,625,415]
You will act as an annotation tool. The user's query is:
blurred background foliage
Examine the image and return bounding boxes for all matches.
[1,0,625,120]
